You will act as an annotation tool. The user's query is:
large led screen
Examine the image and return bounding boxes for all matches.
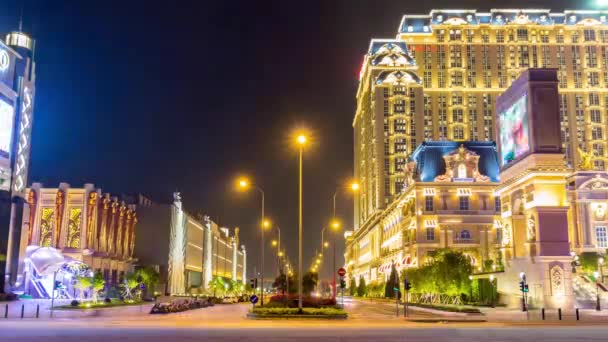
[0,98,14,159]
[499,93,530,166]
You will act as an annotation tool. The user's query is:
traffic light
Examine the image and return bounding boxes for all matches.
[340,279,346,289]
[519,281,525,293]
[404,279,411,291]
[524,284,529,293]
[250,278,257,289]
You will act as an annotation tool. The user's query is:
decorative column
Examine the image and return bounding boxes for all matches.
[203,216,213,290]
[232,227,239,281]
[241,245,247,283]
[168,193,185,295]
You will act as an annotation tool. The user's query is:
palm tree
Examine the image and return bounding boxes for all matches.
[91,271,105,303]
[73,275,92,302]
[121,272,140,300]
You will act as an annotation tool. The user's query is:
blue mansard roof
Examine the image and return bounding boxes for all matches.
[398,9,608,34]
[410,141,500,183]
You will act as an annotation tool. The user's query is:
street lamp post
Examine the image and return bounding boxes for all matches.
[595,271,601,311]
[328,182,358,301]
[296,134,307,312]
[236,177,266,306]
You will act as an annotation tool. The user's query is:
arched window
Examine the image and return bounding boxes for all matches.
[459,230,471,240]
[458,163,467,178]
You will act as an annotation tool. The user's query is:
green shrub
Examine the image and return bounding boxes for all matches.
[579,252,600,274]
[410,303,481,314]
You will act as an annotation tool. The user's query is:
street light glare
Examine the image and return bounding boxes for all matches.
[271,240,278,247]
[324,242,329,248]
[297,134,307,145]
[331,220,341,230]
[263,219,271,229]
[351,182,360,191]
[236,177,249,190]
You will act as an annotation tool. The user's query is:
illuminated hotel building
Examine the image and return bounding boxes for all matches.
[354,9,608,231]
[135,193,246,295]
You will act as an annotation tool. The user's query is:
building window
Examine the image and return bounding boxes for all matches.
[590,93,600,106]
[426,228,435,241]
[597,226,608,248]
[438,71,446,88]
[450,45,462,67]
[593,143,605,157]
[586,46,598,68]
[495,197,501,212]
[452,109,464,123]
[459,196,470,210]
[453,126,464,140]
[458,230,472,241]
[450,29,462,41]
[451,71,463,87]
[592,127,604,140]
[595,160,606,170]
[517,28,528,41]
[425,196,434,212]
[481,29,489,43]
[496,30,505,43]
[584,29,597,42]
[589,72,600,87]
[591,109,602,124]
[423,71,432,88]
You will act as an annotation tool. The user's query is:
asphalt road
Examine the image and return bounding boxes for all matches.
[1,301,608,341]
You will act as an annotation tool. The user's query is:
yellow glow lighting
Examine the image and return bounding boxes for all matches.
[351,182,360,191]
[297,134,307,145]
[263,220,271,229]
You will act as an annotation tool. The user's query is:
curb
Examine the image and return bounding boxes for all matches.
[246,313,348,320]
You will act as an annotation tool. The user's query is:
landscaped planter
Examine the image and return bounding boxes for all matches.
[247,307,348,320]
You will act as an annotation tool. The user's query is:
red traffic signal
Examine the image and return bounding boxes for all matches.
[337,267,346,277]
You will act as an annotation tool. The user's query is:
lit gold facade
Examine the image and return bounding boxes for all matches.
[354,9,608,230]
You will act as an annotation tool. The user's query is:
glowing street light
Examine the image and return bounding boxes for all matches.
[271,239,278,247]
[234,176,266,306]
[295,131,309,312]
[351,182,360,191]
[324,242,329,248]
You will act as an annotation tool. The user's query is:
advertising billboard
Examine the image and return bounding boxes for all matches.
[0,98,14,159]
[498,93,529,166]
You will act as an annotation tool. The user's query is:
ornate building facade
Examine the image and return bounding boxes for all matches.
[13,183,137,297]
[346,141,501,285]
[354,9,608,231]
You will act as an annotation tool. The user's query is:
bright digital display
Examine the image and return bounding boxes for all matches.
[499,93,529,165]
[0,98,14,159]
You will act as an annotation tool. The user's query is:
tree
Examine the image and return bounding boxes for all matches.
[91,271,105,303]
[135,266,160,297]
[404,249,472,298]
[579,252,600,274]
[357,276,366,297]
[73,275,92,301]
[302,271,318,296]
[384,264,400,298]
[349,277,356,296]
[121,272,140,300]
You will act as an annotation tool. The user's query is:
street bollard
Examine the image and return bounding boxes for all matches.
[36,304,40,318]
[20,304,24,319]
[541,308,545,320]
[558,308,562,320]
[4,304,7,318]
[576,308,580,321]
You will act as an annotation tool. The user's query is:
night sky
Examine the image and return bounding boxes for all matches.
[0,0,584,281]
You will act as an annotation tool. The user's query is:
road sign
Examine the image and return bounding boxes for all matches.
[250,294,259,305]
[337,267,346,277]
